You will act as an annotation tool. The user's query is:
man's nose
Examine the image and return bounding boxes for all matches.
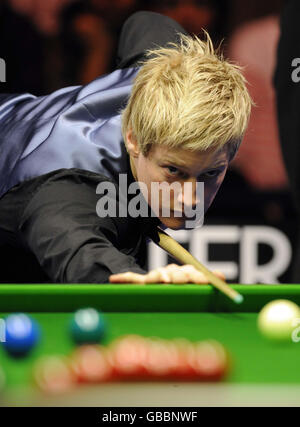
[176,179,201,209]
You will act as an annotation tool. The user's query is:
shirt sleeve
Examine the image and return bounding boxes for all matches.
[17,172,147,283]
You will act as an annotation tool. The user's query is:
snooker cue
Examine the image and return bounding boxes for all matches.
[156,227,243,304]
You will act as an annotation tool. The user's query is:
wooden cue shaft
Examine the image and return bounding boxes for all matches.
[156,227,243,304]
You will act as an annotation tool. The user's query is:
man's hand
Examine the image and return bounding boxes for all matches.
[109,264,225,284]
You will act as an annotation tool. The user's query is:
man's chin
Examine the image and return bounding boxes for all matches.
[159,216,188,230]
[159,212,205,230]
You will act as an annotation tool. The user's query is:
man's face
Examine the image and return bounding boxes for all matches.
[127,131,230,230]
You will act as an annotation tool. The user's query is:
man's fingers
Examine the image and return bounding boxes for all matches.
[109,266,226,285]
[167,265,191,283]
[144,268,171,283]
[178,265,226,284]
[212,270,226,281]
[187,270,210,284]
[162,264,192,283]
[161,265,206,284]
[156,268,172,283]
[165,264,180,270]
[109,272,146,284]
[170,270,190,283]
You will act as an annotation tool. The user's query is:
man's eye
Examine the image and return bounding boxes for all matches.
[203,170,221,178]
[165,166,186,178]
[165,167,188,179]
[166,166,179,175]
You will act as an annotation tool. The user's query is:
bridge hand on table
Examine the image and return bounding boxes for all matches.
[109,264,226,284]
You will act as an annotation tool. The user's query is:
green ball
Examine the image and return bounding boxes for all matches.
[70,308,106,345]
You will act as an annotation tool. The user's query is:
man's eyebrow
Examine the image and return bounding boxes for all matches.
[164,157,227,170]
[202,162,227,171]
[164,157,189,167]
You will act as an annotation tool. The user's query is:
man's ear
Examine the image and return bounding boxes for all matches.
[126,129,140,158]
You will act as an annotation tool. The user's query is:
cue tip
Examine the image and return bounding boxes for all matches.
[234,294,244,304]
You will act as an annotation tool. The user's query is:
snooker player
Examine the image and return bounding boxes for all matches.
[0,12,251,284]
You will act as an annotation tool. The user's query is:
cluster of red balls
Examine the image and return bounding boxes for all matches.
[34,335,230,394]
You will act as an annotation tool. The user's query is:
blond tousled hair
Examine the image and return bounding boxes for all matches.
[121,32,252,160]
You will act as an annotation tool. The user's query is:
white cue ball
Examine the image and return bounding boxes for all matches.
[257,299,300,342]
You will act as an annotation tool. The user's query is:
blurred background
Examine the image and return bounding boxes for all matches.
[0,0,295,284]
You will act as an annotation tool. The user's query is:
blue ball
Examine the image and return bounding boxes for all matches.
[2,314,40,356]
